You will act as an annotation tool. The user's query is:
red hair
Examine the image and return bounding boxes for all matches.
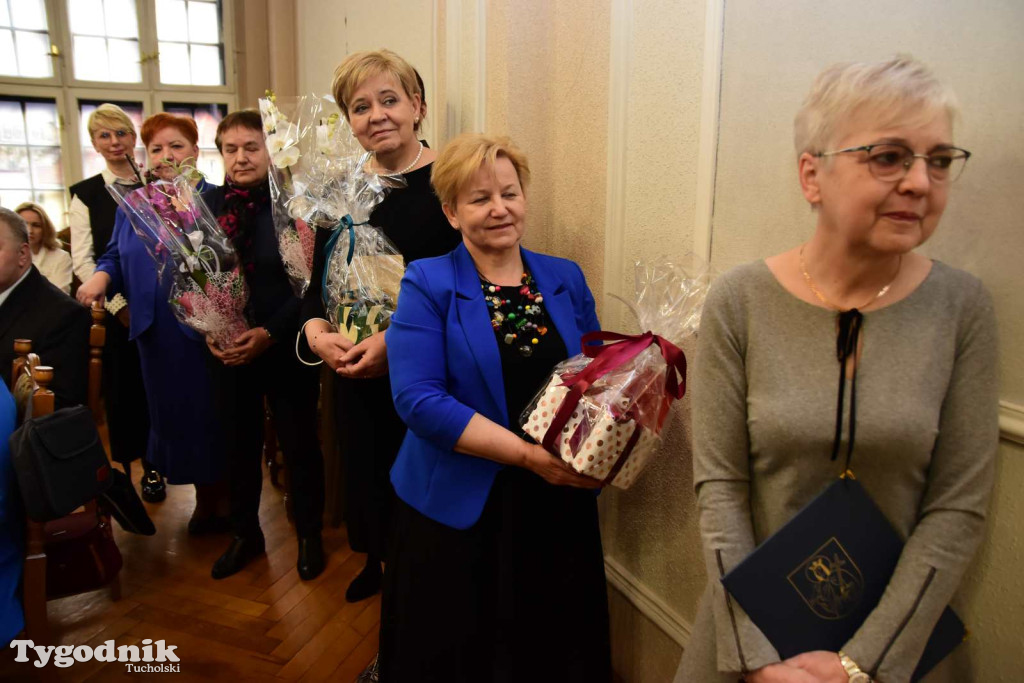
[140,113,199,146]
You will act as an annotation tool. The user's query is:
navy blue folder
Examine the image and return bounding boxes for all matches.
[721,477,964,682]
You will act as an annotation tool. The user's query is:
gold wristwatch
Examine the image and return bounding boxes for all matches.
[838,651,871,682]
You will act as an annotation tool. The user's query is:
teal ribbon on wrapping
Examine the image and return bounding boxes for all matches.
[321,215,369,311]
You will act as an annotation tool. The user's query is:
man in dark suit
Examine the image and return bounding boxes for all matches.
[0,207,90,409]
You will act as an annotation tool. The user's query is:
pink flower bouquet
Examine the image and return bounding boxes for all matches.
[108,174,251,348]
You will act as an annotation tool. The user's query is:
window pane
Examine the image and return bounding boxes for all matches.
[30,146,63,188]
[104,0,138,38]
[0,102,26,144]
[107,37,141,82]
[0,145,30,188]
[34,190,68,231]
[0,31,16,76]
[187,1,218,43]
[0,189,33,210]
[25,102,58,145]
[155,0,187,41]
[68,0,106,35]
[158,41,190,84]
[73,35,109,80]
[197,149,222,185]
[0,2,10,28]
[189,44,220,85]
[14,30,51,78]
[11,0,47,31]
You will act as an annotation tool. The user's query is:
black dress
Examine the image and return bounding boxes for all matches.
[379,275,612,683]
[301,163,462,557]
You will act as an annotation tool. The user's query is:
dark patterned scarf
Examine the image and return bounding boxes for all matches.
[217,177,271,271]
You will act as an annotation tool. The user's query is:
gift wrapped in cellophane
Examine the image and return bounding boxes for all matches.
[321,154,406,343]
[520,258,711,488]
[108,172,251,349]
[258,91,366,296]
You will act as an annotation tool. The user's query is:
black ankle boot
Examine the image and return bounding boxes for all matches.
[140,470,166,503]
[211,532,265,579]
[297,535,325,581]
[345,558,382,602]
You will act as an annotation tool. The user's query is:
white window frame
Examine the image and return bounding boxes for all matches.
[0,0,237,219]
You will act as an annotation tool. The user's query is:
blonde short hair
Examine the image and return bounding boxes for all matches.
[794,55,959,156]
[15,201,61,250]
[431,134,531,208]
[87,103,137,140]
[332,50,422,124]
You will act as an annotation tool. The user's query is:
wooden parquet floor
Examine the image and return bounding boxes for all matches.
[0,465,377,682]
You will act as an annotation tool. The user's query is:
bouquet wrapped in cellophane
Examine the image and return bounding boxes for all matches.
[320,154,406,343]
[108,171,250,348]
[258,91,367,296]
[520,257,711,488]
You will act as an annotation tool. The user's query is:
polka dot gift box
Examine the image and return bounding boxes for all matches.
[522,375,660,488]
[520,259,711,489]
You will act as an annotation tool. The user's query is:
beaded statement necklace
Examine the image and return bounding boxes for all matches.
[480,271,550,357]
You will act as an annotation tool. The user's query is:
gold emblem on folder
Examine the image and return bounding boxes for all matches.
[787,537,864,620]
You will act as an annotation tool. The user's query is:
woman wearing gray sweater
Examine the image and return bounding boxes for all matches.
[675,56,998,683]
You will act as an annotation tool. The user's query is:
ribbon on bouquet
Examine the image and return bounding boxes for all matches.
[541,330,687,458]
[321,214,370,308]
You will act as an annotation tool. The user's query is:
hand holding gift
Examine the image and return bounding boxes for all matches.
[521,258,711,489]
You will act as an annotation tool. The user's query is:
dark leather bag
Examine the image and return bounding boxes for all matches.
[9,405,113,522]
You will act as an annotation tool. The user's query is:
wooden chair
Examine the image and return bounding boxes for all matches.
[11,303,120,644]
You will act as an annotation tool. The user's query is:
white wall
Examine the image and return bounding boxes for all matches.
[295,0,437,144]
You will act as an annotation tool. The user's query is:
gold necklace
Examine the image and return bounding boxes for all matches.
[799,244,901,311]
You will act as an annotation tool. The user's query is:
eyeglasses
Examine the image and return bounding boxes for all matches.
[815,143,972,183]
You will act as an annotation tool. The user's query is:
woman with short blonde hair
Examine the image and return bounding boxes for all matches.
[16,201,71,293]
[675,56,995,683]
[300,49,462,638]
[382,133,609,682]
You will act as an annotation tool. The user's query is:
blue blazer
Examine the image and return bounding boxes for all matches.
[96,180,214,341]
[386,242,600,530]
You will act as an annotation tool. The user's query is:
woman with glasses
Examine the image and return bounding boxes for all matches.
[675,57,997,683]
[67,104,158,501]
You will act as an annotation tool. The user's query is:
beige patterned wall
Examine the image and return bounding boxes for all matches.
[286,1,1024,680]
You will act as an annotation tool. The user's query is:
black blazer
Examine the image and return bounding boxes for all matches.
[0,267,91,409]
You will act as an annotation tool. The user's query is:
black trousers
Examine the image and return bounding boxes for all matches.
[102,312,150,465]
[208,343,325,538]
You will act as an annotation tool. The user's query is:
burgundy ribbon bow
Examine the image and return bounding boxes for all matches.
[541,330,687,453]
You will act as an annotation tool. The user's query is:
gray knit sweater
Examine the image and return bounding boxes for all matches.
[674,260,999,683]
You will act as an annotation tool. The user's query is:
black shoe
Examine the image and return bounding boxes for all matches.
[211,532,266,579]
[187,514,231,536]
[140,470,166,503]
[100,469,156,535]
[345,559,382,602]
[297,535,325,581]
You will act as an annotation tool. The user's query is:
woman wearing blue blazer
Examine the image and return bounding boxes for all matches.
[381,134,612,682]
[77,113,227,529]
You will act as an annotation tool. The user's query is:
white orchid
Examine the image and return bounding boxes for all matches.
[186,231,205,251]
[273,145,301,169]
[287,195,313,220]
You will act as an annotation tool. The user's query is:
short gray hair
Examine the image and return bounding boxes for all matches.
[0,207,29,244]
[794,55,959,156]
